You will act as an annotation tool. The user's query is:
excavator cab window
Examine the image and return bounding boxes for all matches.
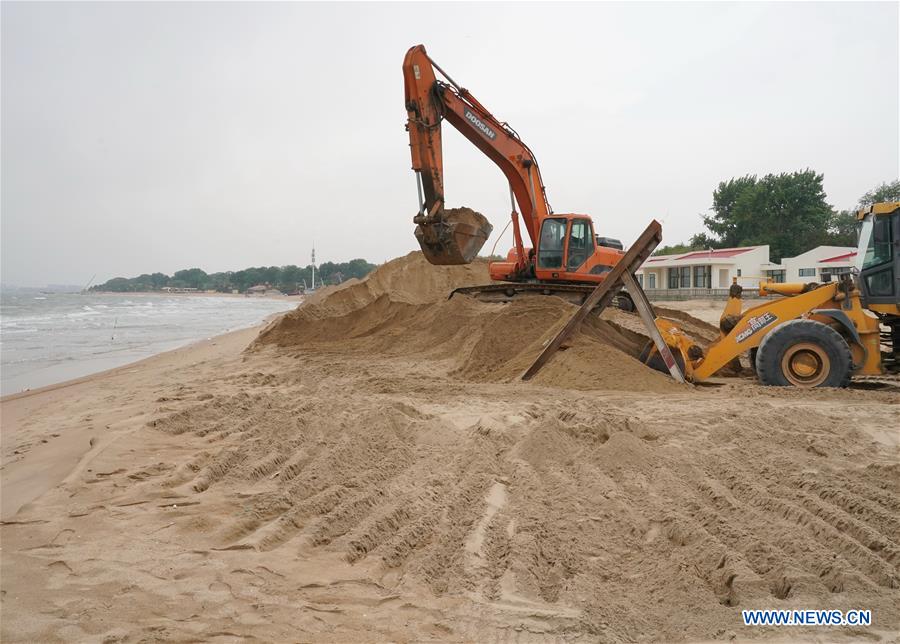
[566,219,593,271]
[538,218,567,269]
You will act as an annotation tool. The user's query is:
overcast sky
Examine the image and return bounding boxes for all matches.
[2,2,897,286]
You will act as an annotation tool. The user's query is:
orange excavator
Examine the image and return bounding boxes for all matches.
[403,44,633,308]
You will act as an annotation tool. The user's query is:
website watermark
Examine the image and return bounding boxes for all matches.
[742,609,872,627]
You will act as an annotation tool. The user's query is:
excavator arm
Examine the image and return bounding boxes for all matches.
[403,44,551,270]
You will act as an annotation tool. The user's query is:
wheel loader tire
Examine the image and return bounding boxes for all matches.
[639,341,685,375]
[755,319,851,388]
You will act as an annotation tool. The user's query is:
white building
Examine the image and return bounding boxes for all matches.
[767,246,857,283]
[637,245,771,292]
[636,244,856,294]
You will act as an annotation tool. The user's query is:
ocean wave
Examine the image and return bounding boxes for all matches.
[1,316,55,325]
[66,311,103,318]
[1,296,296,392]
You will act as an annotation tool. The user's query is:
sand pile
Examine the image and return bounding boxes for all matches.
[256,252,490,345]
[295,251,489,315]
[451,297,677,391]
[257,252,680,392]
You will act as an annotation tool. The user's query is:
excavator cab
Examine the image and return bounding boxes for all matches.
[534,216,622,282]
[537,217,594,272]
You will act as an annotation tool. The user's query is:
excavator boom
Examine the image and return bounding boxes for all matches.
[403,44,626,287]
[404,45,552,268]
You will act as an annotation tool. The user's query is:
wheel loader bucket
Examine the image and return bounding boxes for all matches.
[415,207,493,265]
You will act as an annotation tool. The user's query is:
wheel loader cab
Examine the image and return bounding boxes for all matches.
[856,202,900,312]
[535,216,622,283]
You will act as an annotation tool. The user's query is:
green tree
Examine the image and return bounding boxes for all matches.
[858,179,900,207]
[825,211,858,246]
[149,272,169,289]
[688,232,718,249]
[344,258,377,279]
[172,268,209,290]
[699,170,833,262]
[653,242,703,257]
[317,261,337,283]
[132,274,153,290]
[277,265,302,292]
[261,266,281,286]
[824,179,900,247]
[231,268,264,292]
[100,277,134,292]
[206,271,234,292]
[703,175,759,248]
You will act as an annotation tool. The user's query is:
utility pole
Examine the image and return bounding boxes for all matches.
[311,244,316,290]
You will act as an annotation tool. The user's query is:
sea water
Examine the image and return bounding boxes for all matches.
[0,292,298,395]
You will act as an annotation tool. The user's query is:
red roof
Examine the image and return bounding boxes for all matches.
[821,251,857,263]
[675,247,754,261]
[646,247,756,262]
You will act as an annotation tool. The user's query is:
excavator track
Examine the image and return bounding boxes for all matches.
[449,282,634,311]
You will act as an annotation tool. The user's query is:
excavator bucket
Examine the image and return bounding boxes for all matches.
[415,207,493,265]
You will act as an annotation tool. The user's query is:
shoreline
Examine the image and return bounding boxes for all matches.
[0,315,277,404]
[1,299,297,396]
[0,320,270,520]
[84,290,304,301]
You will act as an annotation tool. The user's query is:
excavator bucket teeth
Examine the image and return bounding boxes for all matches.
[415,208,492,265]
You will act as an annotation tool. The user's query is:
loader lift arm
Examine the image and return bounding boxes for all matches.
[403,44,550,273]
[643,202,900,388]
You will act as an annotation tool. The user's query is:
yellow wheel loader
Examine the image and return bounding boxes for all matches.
[644,202,900,387]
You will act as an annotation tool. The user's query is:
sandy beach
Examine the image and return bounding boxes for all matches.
[1,253,898,642]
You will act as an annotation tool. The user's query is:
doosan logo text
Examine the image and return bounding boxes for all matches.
[465,110,497,140]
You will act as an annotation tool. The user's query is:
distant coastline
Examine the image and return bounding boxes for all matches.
[86,290,303,302]
[89,259,376,296]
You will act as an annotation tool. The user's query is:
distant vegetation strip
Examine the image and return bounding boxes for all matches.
[91,259,376,293]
